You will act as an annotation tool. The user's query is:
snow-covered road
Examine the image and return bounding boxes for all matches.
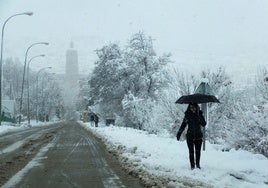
[80,122,268,188]
[0,122,142,187]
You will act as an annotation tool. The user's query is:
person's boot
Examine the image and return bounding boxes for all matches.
[189,152,195,170]
[196,150,201,169]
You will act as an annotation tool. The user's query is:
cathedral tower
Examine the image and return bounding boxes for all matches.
[66,41,79,84]
[64,42,79,116]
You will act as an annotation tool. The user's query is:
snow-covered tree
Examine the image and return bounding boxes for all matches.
[1,58,23,121]
[3,58,24,102]
[199,67,268,157]
[123,32,169,99]
[88,32,171,131]
[76,77,91,111]
[256,67,268,101]
[89,43,125,118]
[2,58,64,122]
[29,72,63,121]
[119,32,170,130]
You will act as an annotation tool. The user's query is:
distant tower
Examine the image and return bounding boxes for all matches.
[64,41,79,115]
[66,41,79,84]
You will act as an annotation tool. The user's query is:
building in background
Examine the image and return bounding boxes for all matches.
[64,42,80,119]
[66,41,79,86]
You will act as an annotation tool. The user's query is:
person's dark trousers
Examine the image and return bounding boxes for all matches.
[186,138,203,169]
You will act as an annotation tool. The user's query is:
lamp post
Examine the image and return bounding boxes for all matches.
[19,42,49,124]
[0,12,33,125]
[36,67,51,123]
[27,54,45,125]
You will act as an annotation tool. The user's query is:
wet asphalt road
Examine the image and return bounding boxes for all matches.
[0,122,143,188]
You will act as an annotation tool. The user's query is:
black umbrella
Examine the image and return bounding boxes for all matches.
[175,93,220,104]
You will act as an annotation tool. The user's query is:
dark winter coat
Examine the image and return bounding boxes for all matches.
[177,111,206,140]
[94,114,99,123]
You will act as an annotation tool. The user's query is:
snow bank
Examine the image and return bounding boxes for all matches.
[80,122,268,188]
[0,124,23,136]
[0,121,60,136]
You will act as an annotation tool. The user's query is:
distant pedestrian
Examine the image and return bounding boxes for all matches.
[90,113,95,126]
[176,102,206,170]
[94,114,99,127]
[46,114,49,122]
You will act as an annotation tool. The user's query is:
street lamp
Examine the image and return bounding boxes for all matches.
[19,42,49,124]
[36,67,52,123]
[27,54,45,125]
[0,12,33,125]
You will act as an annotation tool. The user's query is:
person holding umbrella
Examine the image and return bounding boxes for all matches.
[175,92,220,169]
[176,102,206,170]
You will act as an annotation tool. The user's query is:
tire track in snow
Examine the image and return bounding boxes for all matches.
[2,134,59,188]
[85,136,126,188]
[0,126,58,155]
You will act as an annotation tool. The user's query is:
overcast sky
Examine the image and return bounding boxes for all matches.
[1,0,268,84]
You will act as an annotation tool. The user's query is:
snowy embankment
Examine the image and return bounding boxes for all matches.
[0,121,59,136]
[80,122,268,188]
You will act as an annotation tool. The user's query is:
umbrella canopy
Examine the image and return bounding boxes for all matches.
[175,93,220,104]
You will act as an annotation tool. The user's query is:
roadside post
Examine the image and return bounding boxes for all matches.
[195,79,214,151]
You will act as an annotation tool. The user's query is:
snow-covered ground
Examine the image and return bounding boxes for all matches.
[80,122,268,188]
[0,121,58,136]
